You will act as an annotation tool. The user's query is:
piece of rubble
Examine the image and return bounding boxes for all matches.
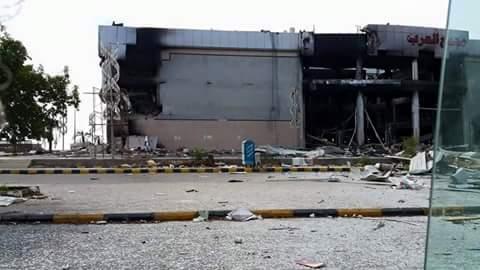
[0,196,25,207]
[398,177,423,190]
[451,168,470,185]
[147,160,157,167]
[226,208,258,222]
[95,220,107,225]
[192,216,206,222]
[228,180,244,183]
[186,189,199,193]
[295,260,326,269]
[373,221,385,231]
[375,163,394,172]
[120,164,132,168]
[234,238,243,244]
[361,165,392,182]
[31,195,48,200]
[409,152,430,175]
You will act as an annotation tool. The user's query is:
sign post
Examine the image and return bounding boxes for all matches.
[241,139,256,167]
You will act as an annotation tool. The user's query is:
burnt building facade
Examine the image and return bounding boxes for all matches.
[98,24,471,150]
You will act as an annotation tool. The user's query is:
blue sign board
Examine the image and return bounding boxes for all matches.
[242,139,256,167]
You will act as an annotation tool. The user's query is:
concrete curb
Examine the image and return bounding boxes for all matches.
[0,166,350,175]
[1,207,462,224]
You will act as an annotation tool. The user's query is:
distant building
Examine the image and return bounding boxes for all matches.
[98,24,476,150]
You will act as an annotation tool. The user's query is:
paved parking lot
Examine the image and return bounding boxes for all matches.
[0,217,427,270]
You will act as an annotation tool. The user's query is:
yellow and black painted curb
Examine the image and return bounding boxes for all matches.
[0,166,350,175]
[3,206,473,224]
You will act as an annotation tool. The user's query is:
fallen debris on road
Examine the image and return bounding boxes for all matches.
[0,196,25,207]
[226,208,259,222]
[228,179,244,183]
[295,259,326,269]
[373,221,386,231]
[361,165,392,182]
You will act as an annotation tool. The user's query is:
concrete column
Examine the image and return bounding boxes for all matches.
[411,59,420,140]
[356,92,365,146]
[462,95,471,146]
[412,91,420,140]
[355,57,365,146]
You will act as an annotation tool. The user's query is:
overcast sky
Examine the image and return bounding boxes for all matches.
[2,0,449,149]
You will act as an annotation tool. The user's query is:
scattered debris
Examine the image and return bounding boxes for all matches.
[0,196,25,207]
[0,186,42,198]
[147,160,157,168]
[31,195,48,200]
[226,208,259,222]
[363,217,420,226]
[155,193,167,196]
[398,199,406,203]
[309,213,316,218]
[292,157,311,166]
[269,226,299,231]
[217,201,229,204]
[186,189,199,193]
[450,168,471,185]
[95,220,107,225]
[398,177,424,190]
[317,200,325,204]
[295,260,326,269]
[192,216,206,222]
[234,238,243,244]
[409,151,433,175]
[375,163,394,172]
[120,164,132,169]
[80,231,89,234]
[256,145,325,158]
[361,165,392,182]
[228,179,244,183]
[68,190,76,193]
[445,216,480,224]
[373,221,385,231]
[90,177,99,181]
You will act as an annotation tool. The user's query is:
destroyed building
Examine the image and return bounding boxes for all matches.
[98,24,472,151]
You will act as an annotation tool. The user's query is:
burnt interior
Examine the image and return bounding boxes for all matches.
[302,33,441,148]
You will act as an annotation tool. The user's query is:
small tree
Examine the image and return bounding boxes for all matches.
[0,33,80,152]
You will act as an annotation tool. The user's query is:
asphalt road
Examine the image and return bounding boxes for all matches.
[0,172,430,214]
[0,217,427,270]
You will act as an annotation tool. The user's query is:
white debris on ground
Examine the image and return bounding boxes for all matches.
[255,145,325,158]
[226,208,259,222]
[361,165,392,182]
[0,196,25,207]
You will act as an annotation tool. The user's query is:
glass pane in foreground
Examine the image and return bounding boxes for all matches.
[426,0,480,269]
